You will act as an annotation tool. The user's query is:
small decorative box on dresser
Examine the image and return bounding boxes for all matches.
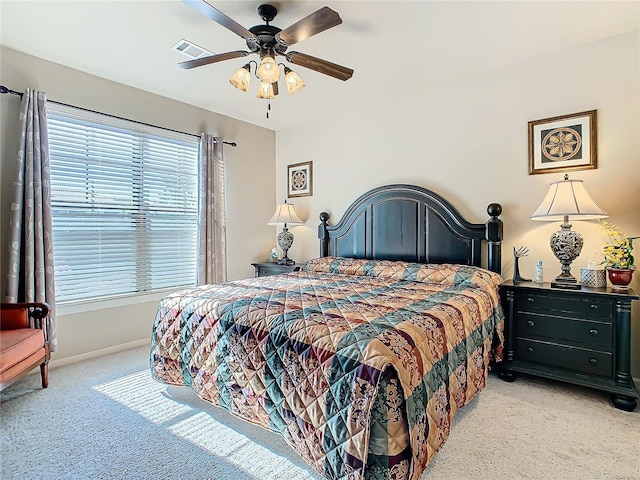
[251,262,299,277]
[499,280,639,411]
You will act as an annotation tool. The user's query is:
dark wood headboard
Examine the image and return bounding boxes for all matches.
[317,184,503,274]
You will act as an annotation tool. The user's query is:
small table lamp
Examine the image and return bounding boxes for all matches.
[530,174,608,289]
[268,200,304,265]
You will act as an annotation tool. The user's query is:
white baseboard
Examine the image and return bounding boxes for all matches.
[49,338,150,369]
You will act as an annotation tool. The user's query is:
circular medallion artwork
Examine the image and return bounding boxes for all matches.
[291,170,307,191]
[287,161,312,197]
[542,127,582,162]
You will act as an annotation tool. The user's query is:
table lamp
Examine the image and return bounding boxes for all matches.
[267,200,304,265]
[530,174,608,289]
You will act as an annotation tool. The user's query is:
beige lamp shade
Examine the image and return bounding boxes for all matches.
[267,201,303,226]
[530,174,608,221]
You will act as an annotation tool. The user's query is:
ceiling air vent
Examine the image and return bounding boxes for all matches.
[171,39,213,59]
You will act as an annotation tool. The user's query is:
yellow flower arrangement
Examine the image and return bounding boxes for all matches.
[599,220,637,270]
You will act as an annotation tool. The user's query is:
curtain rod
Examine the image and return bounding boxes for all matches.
[0,85,237,147]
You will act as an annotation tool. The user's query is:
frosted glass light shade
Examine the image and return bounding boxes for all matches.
[256,81,275,99]
[229,64,251,92]
[257,55,281,83]
[530,174,608,221]
[284,67,305,95]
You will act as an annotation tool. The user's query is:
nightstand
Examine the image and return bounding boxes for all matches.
[499,280,639,411]
[251,262,299,277]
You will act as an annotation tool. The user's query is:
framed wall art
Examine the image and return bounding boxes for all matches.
[287,161,313,197]
[528,110,597,175]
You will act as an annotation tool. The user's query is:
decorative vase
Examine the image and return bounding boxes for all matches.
[607,268,634,289]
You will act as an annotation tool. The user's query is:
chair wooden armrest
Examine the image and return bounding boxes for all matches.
[1,302,50,330]
[0,302,51,391]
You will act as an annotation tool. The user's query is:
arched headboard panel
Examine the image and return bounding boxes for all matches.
[318,184,503,274]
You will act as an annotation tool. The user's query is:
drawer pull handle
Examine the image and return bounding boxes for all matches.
[527,346,534,353]
[589,358,598,366]
[527,320,535,327]
[527,297,534,302]
[590,304,598,309]
[589,329,599,336]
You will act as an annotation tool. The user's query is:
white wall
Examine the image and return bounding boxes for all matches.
[276,31,640,376]
[0,47,276,361]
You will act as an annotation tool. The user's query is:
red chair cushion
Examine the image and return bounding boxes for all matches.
[0,328,45,374]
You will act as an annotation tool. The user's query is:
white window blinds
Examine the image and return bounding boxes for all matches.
[47,104,199,303]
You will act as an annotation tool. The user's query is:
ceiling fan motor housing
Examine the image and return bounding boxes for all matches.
[247,24,287,55]
[247,5,287,55]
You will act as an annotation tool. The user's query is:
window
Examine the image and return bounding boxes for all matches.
[47,104,199,303]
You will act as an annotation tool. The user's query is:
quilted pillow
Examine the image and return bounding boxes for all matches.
[302,256,503,290]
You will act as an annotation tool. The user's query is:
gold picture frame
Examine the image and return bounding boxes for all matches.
[287,161,313,197]
[528,110,597,175]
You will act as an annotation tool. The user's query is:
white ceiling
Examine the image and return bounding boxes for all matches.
[1,1,639,131]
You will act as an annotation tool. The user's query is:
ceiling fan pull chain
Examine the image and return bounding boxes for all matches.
[266,99,270,119]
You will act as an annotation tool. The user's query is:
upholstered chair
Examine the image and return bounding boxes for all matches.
[0,302,50,391]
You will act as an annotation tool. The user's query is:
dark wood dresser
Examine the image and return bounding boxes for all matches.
[499,280,638,411]
[251,262,299,277]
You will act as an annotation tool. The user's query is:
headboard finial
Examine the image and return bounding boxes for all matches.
[319,212,330,257]
[487,203,502,218]
[485,203,503,274]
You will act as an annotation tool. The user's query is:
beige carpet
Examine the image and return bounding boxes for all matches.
[1,346,638,480]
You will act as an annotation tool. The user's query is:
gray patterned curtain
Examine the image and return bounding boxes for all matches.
[4,89,57,351]
[197,134,227,285]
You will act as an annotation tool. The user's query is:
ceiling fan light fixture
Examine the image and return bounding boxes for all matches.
[229,63,251,92]
[256,81,275,99]
[257,55,281,83]
[284,67,305,95]
[178,2,354,117]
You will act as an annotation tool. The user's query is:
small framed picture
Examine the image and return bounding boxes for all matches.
[287,161,313,197]
[528,110,597,175]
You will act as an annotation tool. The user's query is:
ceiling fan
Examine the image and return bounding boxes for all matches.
[178,0,354,102]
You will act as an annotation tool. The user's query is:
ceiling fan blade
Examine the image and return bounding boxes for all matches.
[182,0,257,40]
[285,52,353,81]
[276,6,342,46]
[178,50,250,70]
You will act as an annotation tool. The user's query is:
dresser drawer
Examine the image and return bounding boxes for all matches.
[516,292,613,319]
[516,338,613,377]
[516,313,612,347]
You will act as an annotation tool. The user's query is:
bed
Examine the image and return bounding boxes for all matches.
[150,184,504,480]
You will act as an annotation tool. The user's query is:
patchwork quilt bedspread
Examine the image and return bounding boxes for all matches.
[150,257,504,480]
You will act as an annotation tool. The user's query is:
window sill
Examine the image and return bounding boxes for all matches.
[56,288,181,316]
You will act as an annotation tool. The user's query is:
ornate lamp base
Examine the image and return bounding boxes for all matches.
[549,218,583,290]
[276,227,296,265]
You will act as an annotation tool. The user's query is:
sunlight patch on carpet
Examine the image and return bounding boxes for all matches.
[93,370,314,479]
[168,411,313,478]
[94,370,192,423]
